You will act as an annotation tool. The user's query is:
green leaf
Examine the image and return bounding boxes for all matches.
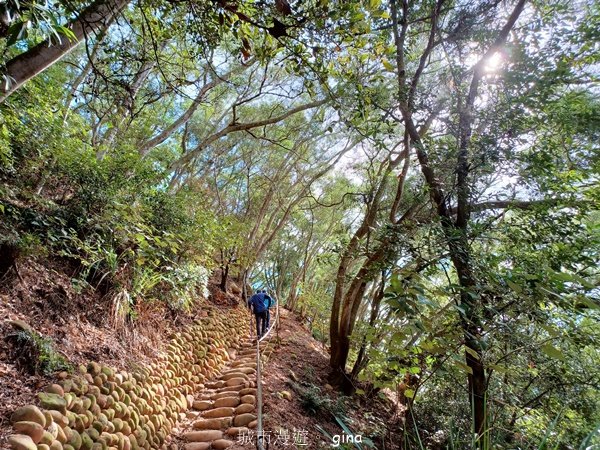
[487,364,510,374]
[539,323,560,337]
[404,388,415,399]
[506,279,523,293]
[464,346,480,360]
[575,295,600,309]
[579,424,600,450]
[6,21,27,46]
[550,271,595,289]
[541,343,566,361]
[454,304,466,315]
[453,359,473,375]
[382,58,395,72]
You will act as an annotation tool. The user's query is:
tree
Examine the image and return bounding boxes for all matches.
[0,0,129,102]
[1,0,598,447]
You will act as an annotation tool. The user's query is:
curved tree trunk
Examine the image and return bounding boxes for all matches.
[0,0,129,103]
[389,0,527,443]
[329,242,389,392]
[329,170,390,381]
[220,255,230,292]
[138,59,257,157]
[350,272,386,380]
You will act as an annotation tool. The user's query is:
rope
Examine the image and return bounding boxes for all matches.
[249,291,279,450]
[256,336,264,450]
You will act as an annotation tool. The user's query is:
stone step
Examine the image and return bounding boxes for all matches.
[222,367,256,376]
[183,429,223,442]
[202,407,235,419]
[193,418,232,430]
[226,426,249,437]
[213,396,240,408]
[233,413,257,427]
[239,387,257,396]
[231,359,255,368]
[212,439,234,449]
[220,372,249,381]
[224,377,247,387]
[213,382,253,393]
[234,403,255,414]
[209,390,241,400]
[175,329,269,449]
[240,394,256,405]
[184,443,210,450]
[192,400,212,411]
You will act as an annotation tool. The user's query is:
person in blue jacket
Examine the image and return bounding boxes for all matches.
[262,290,276,332]
[248,290,267,339]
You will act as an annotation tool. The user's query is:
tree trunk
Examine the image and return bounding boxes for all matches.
[241,268,249,305]
[63,14,115,121]
[448,234,487,442]
[329,172,390,374]
[350,273,386,380]
[220,263,229,292]
[388,0,527,440]
[328,161,399,393]
[286,276,299,311]
[329,243,388,393]
[0,0,129,103]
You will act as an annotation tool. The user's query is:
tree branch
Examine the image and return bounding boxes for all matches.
[0,0,129,102]
[453,198,587,214]
[169,97,329,171]
[138,58,256,157]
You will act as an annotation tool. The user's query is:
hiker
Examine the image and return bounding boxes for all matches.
[248,289,267,339]
[262,289,276,332]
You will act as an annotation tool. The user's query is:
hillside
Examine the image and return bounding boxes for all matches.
[1,257,400,450]
[1,0,599,448]
[0,255,242,447]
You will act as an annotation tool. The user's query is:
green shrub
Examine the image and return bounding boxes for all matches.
[1,112,228,319]
[163,263,210,310]
[6,328,72,375]
[289,381,347,418]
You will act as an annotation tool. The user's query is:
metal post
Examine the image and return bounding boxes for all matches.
[255,291,279,450]
[256,338,264,450]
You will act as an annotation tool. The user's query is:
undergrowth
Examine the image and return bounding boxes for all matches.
[288,380,348,418]
[5,328,72,375]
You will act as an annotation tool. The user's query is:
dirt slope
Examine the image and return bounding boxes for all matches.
[170,307,400,450]
[0,257,399,450]
[251,308,399,449]
[0,256,239,448]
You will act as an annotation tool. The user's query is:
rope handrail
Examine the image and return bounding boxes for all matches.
[248,291,279,450]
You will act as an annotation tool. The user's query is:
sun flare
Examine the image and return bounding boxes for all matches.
[484,51,504,72]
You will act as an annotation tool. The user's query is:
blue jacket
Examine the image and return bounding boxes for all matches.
[248,293,267,313]
[264,294,275,309]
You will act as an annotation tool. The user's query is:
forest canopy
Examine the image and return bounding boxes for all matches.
[1,0,599,448]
